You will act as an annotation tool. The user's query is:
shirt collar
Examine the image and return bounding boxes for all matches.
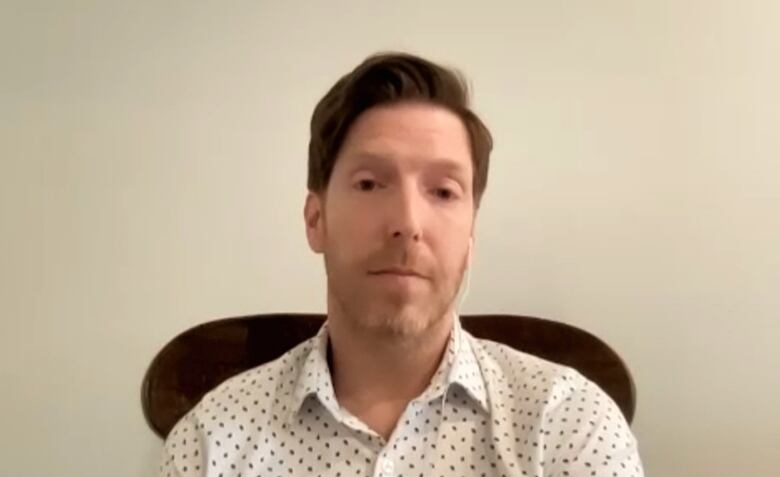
[288,322,340,422]
[438,316,490,413]
[288,314,490,423]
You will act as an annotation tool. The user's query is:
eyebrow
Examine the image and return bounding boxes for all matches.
[347,152,470,182]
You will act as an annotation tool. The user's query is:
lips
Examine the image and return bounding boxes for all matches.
[368,267,426,279]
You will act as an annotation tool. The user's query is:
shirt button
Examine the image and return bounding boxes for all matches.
[380,457,394,475]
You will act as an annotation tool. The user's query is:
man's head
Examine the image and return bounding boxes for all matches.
[304,52,492,339]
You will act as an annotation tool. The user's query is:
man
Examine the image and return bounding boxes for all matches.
[159,52,644,477]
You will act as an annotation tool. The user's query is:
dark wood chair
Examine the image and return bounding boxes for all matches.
[142,313,636,438]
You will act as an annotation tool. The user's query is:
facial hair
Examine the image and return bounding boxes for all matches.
[324,245,470,340]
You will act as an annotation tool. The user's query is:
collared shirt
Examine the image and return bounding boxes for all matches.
[159,317,644,477]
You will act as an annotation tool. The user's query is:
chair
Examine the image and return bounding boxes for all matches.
[142,313,636,438]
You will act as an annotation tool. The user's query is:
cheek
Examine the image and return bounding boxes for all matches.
[328,209,373,243]
[324,208,376,262]
[429,217,472,265]
[430,240,468,279]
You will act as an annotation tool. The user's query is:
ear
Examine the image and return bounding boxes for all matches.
[304,192,326,254]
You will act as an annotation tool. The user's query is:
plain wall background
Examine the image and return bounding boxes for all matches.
[2,1,778,475]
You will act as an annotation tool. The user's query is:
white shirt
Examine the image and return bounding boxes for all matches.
[159,317,643,477]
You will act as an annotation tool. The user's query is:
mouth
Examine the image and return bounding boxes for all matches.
[368,267,426,279]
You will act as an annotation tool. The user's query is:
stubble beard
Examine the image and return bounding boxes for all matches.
[325,252,469,341]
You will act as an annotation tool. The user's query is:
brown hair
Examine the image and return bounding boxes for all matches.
[307,52,493,208]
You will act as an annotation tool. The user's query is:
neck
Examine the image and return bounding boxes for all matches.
[326,307,454,439]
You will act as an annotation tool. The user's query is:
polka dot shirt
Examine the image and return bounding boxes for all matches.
[159,317,644,477]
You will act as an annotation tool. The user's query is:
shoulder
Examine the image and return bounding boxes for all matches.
[188,335,314,424]
[468,333,632,437]
[158,337,316,476]
[468,334,587,402]
[467,335,643,476]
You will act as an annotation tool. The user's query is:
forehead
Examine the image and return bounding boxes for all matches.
[336,102,473,175]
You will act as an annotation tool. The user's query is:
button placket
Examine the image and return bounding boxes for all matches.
[375,454,394,477]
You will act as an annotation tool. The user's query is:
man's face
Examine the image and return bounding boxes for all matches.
[305,101,475,338]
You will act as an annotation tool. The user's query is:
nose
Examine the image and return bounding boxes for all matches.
[387,183,423,243]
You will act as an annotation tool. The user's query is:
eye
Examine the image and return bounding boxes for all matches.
[355,179,377,191]
[433,187,456,201]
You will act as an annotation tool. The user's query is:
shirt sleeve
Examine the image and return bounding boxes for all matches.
[543,370,644,477]
[157,413,206,477]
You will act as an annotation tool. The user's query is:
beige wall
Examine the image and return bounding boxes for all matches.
[2,1,778,475]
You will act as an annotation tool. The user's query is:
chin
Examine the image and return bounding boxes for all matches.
[330,278,456,339]
[365,302,447,338]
